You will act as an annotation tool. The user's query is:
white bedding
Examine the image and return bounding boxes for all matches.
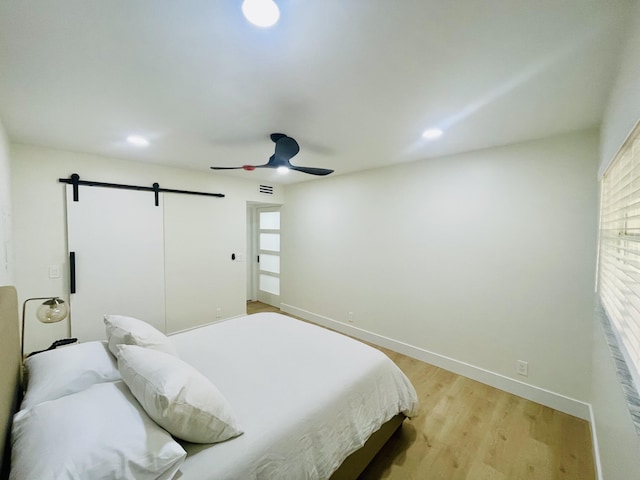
[170,312,419,480]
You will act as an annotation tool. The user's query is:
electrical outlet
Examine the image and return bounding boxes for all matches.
[517,360,528,377]
[216,307,222,318]
[348,312,354,323]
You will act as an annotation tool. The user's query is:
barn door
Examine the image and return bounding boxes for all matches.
[66,185,166,342]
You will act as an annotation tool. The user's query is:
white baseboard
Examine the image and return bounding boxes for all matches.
[588,404,604,480]
[167,313,245,336]
[281,303,591,421]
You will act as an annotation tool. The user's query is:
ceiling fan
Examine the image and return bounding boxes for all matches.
[210,133,334,176]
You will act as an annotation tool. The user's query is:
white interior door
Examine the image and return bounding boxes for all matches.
[163,194,246,333]
[66,185,166,341]
[256,207,281,307]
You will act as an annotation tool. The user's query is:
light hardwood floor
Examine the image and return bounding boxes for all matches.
[246,302,595,480]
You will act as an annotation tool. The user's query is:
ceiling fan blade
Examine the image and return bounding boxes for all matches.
[210,165,264,171]
[290,165,334,176]
[273,135,300,160]
[270,133,287,143]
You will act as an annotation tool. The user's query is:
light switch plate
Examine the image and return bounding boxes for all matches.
[48,265,61,279]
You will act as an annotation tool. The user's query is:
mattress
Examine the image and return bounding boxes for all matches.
[169,312,419,480]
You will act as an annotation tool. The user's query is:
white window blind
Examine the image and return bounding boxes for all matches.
[599,122,640,390]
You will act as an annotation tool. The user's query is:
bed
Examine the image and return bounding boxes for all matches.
[0,285,419,479]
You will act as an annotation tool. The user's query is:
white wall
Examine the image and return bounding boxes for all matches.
[282,130,598,410]
[11,143,283,352]
[599,0,640,177]
[591,315,640,478]
[593,1,640,477]
[0,117,13,286]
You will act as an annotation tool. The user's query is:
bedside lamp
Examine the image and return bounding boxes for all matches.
[21,297,69,359]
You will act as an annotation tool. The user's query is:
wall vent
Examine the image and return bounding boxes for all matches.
[259,185,274,195]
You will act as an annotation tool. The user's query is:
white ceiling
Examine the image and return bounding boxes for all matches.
[0,0,633,184]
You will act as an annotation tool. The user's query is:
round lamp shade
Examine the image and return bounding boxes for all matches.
[36,298,69,323]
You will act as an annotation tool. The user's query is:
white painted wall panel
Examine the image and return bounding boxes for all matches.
[591,315,640,478]
[0,117,12,286]
[595,2,640,477]
[600,1,640,176]
[282,130,598,402]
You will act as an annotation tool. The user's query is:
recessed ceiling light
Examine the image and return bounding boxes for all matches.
[422,128,443,140]
[242,0,280,28]
[126,135,149,147]
[277,166,289,174]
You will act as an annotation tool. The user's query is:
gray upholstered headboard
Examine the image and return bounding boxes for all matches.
[0,286,20,478]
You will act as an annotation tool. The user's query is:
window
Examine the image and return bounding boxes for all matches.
[598,121,640,392]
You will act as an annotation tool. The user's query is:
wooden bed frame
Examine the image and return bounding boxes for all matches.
[0,285,403,479]
[330,413,403,479]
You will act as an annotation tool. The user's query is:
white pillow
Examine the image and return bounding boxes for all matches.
[104,314,177,357]
[10,381,186,480]
[117,344,243,444]
[21,341,120,410]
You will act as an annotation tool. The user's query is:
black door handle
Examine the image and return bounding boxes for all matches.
[70,251,76,294]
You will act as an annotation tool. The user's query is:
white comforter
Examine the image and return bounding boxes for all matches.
[169,312,418,480]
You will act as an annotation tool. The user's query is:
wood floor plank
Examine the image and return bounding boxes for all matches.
[246,302,595,480]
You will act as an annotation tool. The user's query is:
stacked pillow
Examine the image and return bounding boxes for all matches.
[11,315,242,480]
[11,381,186,480]
[117,344,243,443]
[21,340,121,409]
[104,314,243,443]
[104,314,178,356]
